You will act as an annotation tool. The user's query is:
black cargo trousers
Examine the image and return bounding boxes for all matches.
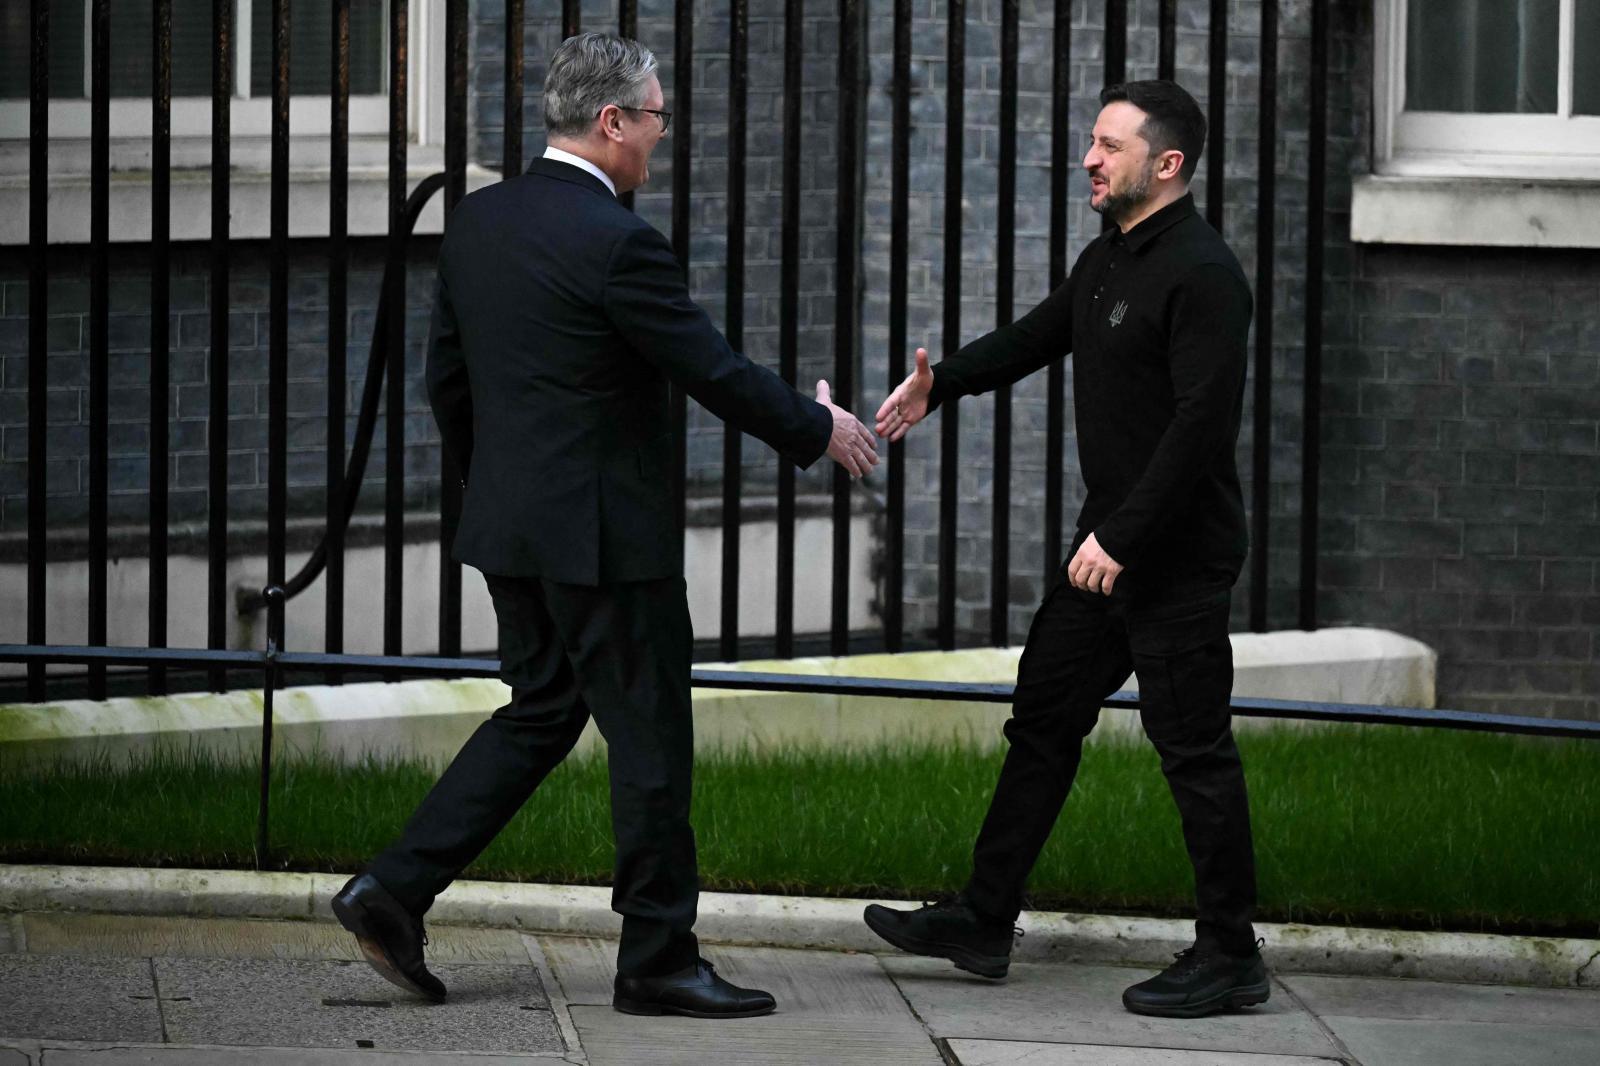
[964,566,1259,956]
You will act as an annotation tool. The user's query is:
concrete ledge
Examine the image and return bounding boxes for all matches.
[1,865,1592,989]
[0,628,1437,769]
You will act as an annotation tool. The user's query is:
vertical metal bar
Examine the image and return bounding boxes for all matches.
[149,0,172,696]
[384,0,408,657]
[776,0,803,659]
[255,627,279,867]
[88,0,109,701]
[670,0,693,536]
[1105,0,1126,85]
[991,0,1017,648]
[26,0,48,702]
[618,0,638,212]
[1207,0,1227,229]
[262,0,291,866]
[439,0,468,657]
[832,0,861,656]
[208,0,232,692]
[327,0,350,682]
[1158,0,1177,80]
[885,0,910,653]
[563,0,579,39]
[269,0,289,643]
[1300,0,1326,631]
[504,0,524,176]
[936,0,963,652]
[720,0,747,660]
[1044,0,1069,581]
[1251,0,1277,632]
[1101,0,1126,234]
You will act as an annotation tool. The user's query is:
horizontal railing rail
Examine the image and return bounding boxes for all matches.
[5,644,1597,742]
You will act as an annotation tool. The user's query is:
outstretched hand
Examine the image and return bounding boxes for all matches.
[875,347,934,442]
[816,379,879,479]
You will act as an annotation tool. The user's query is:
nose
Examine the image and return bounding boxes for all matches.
[1082,145,1100,171]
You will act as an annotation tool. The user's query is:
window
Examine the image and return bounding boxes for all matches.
[1375,0,1600,178]
[0,0,480,244]
[0,0,392,142]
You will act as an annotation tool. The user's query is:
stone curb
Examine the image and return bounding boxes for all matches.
[2,864,1595,989]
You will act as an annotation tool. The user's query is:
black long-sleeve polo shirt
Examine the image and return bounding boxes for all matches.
[928,193,1252,590]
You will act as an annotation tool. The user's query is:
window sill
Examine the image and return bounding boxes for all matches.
[1351,175,1600,249]
[0,160,502,246]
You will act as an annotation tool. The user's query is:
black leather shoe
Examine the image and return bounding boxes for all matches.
[1122,943,1271,1018]
[613,958,776,1018]
[331,873,447,1003]
[863,895,1017,979]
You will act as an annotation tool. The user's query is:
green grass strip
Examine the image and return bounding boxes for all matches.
[2,726,1596,937]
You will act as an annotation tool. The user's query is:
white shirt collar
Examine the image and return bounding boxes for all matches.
[542,146,617,197]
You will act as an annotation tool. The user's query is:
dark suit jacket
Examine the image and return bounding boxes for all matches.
[426,158,833,586]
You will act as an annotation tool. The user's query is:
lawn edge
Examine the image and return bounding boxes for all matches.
[1,863,1595,989]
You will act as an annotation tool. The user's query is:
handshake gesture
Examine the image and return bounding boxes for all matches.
[815,379,879,479]
[811,344,933,478]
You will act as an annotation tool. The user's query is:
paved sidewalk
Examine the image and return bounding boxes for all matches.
[2,912,1598,1065]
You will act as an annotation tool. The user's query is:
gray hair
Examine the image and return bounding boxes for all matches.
[543,33,658,137]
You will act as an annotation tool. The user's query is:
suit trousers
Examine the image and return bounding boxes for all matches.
[964,572,1259,956]
[368,573,699,977]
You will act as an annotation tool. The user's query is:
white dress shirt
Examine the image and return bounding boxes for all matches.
[542,145,617,198]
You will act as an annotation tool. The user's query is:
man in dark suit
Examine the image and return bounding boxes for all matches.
[864,80,1267,1019]
[332,32,877,1019]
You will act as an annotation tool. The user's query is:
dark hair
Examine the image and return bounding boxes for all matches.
[1099,80,1206,182]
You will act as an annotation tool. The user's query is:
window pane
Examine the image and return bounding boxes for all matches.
[250,0,386,97]
[109,0,221,99]
[1407,0,1559,113]
[1577,0,1600,114]
[0,0,86,100]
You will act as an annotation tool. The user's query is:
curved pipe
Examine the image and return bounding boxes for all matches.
[239,171,449,616]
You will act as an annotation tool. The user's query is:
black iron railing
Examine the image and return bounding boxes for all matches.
[12,1,1339,697]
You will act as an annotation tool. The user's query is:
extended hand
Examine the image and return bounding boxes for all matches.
[816,379,879,479]
[1067,533,1124,596]
[875,347,933,442]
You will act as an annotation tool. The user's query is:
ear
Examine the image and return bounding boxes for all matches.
[597,104,625,144]
[1156,148,1185,181]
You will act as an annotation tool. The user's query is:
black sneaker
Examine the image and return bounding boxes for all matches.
[1121,942,1271,1018]
[863,895,1018,979]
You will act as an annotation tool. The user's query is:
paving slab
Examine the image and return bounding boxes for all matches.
[569,1006,942,1066]
[944,1039,1346,1065]
[151,957,563,1055]
[11,1045,563,1064]
[543,937,942,1065]
[0,955,163,1043]
[1281,972,1600,1027]
[538,935,912,1015]
[881,957,1342,1060]
[16,913,529,966]
[0,917,18,953]
[0,1047,30,1065]
[1320,1016,1600,1066]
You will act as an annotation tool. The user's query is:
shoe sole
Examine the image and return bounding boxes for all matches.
[1121,980,1272,1019]
[612,996,776,1019]
[331,893,446,1004]
[862,908,1009,980]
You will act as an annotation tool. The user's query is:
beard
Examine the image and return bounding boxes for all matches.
[1090,158,1156,222]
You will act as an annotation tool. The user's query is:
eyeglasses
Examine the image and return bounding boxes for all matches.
[610,106,672,133]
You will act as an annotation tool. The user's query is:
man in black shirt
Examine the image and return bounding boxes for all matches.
[863,80,1268,1019]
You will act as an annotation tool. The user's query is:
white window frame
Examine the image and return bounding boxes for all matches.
[1374,0,1600,178]
[0,0,495,244]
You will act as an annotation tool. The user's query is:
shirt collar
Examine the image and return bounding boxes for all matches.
[1121,192,1197,253]
[542,145,617,197]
